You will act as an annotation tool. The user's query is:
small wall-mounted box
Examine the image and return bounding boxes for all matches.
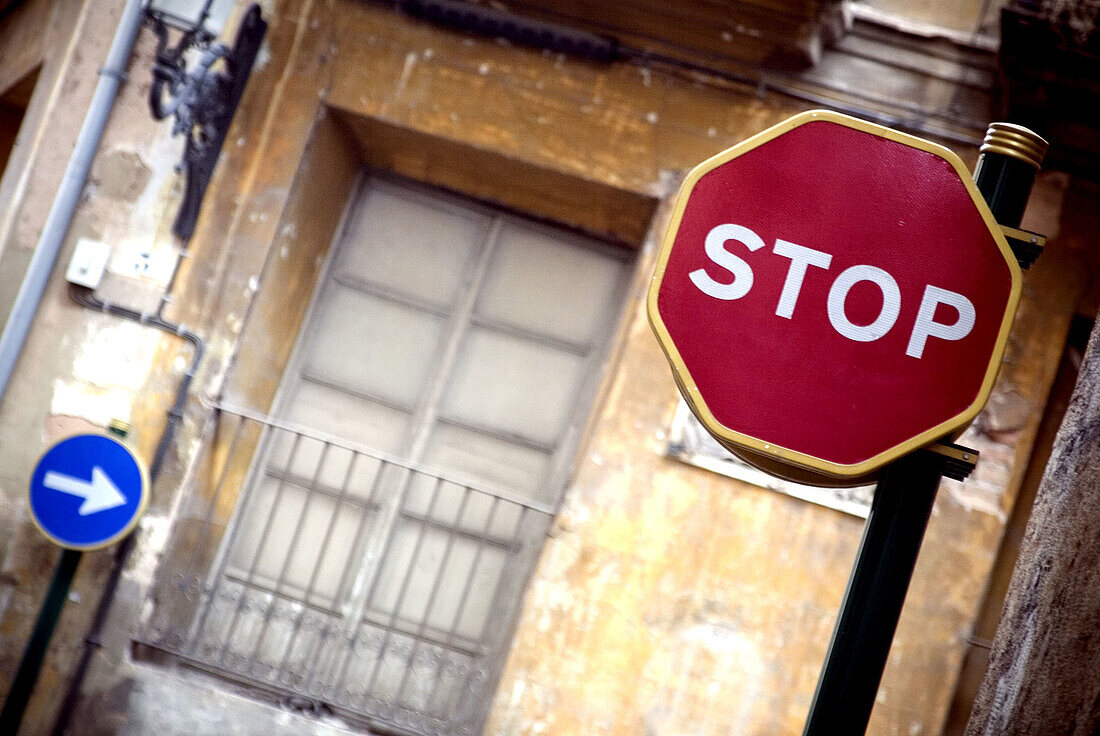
[66,238,112,289]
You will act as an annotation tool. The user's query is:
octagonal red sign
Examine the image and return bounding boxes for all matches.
[648,110,1020,482]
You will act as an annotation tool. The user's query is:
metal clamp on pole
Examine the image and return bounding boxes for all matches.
[974,122,1050,269]
[999,225,1046,270]
[927,441,980,481]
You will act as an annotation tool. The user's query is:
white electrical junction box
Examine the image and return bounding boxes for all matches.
[65,238,112,289]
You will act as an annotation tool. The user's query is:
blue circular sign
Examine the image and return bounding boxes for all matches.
[28,434,148,550]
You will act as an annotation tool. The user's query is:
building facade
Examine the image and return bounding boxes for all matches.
[1,1,1097,735]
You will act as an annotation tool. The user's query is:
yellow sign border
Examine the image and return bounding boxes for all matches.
[647,109,1022,479]
[26,432,150,551]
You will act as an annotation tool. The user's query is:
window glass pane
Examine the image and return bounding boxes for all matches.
[302,285,445,407]
[424,424,552,501]
[440,327,588,447]
[400,478,527,543]
[264,432,346,491]
[227,477,369,607]
[476,222,625,345]
[264,426,390,504]
[282,380,412,456]
[423,537,498,639]
[400,477,465,528]
[368,520,448,628]
[334,185,486,307]
[183,176,629,736]
[367,521,507,646]
[451,545,507,642]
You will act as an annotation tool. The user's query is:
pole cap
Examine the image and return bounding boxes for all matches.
[981,123,1049,169]
[107,419,132,438]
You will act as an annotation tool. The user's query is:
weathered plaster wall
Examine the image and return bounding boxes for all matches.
[0,1,1090,735]
[0,1,221,732]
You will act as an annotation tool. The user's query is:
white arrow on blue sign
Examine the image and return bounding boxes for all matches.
[28,434,148,550]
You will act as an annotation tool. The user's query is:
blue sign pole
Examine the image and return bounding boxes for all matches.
[0,434,146,732]
[0,549,81,733]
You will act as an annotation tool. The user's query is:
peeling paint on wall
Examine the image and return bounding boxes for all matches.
[642,622,768,735]
[69,319,161,391]
[47,317,163,427]
[96,150,152,201]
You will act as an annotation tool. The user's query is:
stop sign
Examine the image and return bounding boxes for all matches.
[648,110,1020,485]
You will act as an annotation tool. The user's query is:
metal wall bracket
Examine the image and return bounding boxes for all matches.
[1000,224,1046,269]
[926,441,979,481]
[146,4,267,241]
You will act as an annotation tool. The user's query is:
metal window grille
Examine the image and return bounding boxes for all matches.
[138,177,632,736]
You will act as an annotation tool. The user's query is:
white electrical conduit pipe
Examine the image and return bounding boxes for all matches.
[0,0,145,403]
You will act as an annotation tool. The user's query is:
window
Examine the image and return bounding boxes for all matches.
[666,400,874,518]
[152,178,632,735]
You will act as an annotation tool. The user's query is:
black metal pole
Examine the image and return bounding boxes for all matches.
[800,120,1048,736]
[0,549,82,734]
[801,451,944,736]
[972,122,1047,229]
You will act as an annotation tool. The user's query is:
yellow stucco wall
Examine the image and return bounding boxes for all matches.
[0,1,1088,735]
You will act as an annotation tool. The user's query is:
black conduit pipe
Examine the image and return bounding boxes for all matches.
[51,284,205,736]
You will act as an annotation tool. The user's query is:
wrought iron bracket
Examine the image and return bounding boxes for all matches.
[146,4,267,241]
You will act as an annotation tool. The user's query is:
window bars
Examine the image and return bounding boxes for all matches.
[138,403,553,736]
[138,177,631,735]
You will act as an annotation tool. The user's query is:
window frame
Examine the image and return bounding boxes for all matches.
[177,170,637,735]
